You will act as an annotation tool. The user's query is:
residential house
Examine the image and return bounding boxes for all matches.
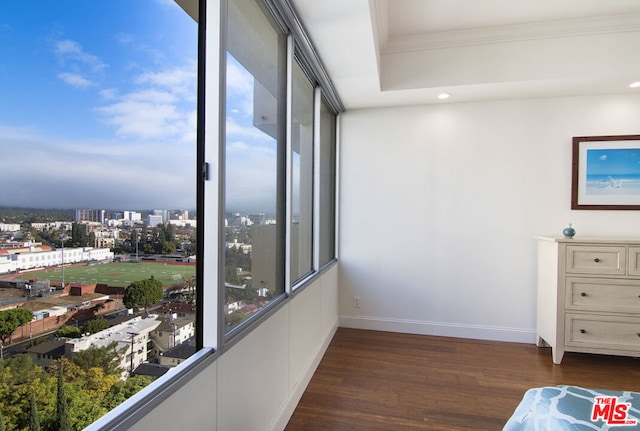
[149,316,195,358]
[65,315,162,379]
[158,336,196,368]
[26,340,67,368]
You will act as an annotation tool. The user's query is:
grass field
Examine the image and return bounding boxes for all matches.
[18,262,195,287]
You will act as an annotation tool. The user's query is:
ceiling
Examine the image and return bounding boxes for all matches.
[291,0,640,109]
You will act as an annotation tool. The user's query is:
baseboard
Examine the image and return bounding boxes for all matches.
[268,318,339,431]
[339,315,536,344]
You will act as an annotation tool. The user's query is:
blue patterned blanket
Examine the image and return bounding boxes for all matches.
[504,386,640,430]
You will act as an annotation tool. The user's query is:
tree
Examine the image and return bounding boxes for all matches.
[56,364,72,431]
[0,308,33,345]
[0,413,4,431]
[55,326,81,339]
[0,355,55,431]
[29,393,40,431]
[70,222,89,248]
[81,316,110,335]
[73,342,123,375]
[101,375,152,410]
[123,276,163,311]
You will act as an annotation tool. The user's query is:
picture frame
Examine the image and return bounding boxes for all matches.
[572,135,640,210]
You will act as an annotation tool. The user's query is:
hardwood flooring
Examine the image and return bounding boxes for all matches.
[285,328,640,431]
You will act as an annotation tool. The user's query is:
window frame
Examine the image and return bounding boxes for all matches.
[85,0,341,427]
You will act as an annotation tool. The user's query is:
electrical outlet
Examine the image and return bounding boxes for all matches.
[353,296,360,308]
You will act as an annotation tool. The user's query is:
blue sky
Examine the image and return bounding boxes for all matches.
[587,148,640,177]
[0,0,198,210]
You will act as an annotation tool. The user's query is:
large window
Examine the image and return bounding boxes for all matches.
[224,0,287,332]
[0,1,198,429]
[290,59,315,285]
[220,0,338,335]
[0,0,339,428]
[318,98,337,266]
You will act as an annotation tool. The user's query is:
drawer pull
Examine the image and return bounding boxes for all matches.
[593,258,600,263]
[580,292,587,297]
[580,329,586,334]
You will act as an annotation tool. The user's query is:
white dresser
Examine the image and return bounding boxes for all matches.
[536,236,640,364]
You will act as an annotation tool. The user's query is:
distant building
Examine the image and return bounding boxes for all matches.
[147,214,163,227]
[124,211,142,222]
[27,340,67,368]
[152,210,169,224]
[30,221,72,232]
[65,315,162,379]
[132,362,171,379]
[94,229,118,249]
[0,246,114,274]
[149,316,195,354]
[75,209,106,224]
[158,336,196,367]
[0,223,21,232]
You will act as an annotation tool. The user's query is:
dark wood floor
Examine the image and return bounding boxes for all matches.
[285,328,640,431]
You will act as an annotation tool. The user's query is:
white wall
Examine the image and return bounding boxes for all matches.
[338,93,640,342]
[129,265,338,430]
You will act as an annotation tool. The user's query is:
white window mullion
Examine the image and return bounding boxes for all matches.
[202,0,225,350]
[284,34,294,295]
[312,86,322,271]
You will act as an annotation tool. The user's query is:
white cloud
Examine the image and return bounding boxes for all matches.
[54,39,106,72]
[0,124,195,210]
[57,72,93,89]
[100,88,118,100]
[96,65,196,142]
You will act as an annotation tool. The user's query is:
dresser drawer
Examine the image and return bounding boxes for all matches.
[629,247,640,276]
[565,313,640,351]
[566,277,640,313]
[565,245,626,275]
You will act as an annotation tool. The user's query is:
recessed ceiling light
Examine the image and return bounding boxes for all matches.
[438,93,451,100]
[630,82,640,88]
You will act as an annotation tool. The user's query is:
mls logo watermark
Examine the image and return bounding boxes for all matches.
[591,396,638,426]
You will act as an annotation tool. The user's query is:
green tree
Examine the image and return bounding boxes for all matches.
[0,412,4,431]
[55,326,81,339]
[0,308,33,345]
[123,276,163,311]
[28,393,40,431]
[70,222,89,248]
[101,375,152,410]
[81,316,110,335]
[0,355,55,431]
[73,342,123,375]
[56,364,72,431]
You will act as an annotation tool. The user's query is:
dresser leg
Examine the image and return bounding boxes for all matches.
[536,336,548,348]
[552,347,564,365]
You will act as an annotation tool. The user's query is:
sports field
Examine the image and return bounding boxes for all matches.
[18,262,195,287]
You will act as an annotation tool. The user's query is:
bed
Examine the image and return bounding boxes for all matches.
[503,385,640,430]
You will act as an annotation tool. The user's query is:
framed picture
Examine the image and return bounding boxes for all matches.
[572,135,640,210]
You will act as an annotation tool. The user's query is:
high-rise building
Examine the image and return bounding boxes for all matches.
[147,214,163,227]
[75,209,106,224]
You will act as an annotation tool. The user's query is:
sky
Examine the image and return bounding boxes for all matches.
[587,148,640,177]
[0,0,198,211]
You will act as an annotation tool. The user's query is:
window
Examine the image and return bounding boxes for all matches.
[0,0,198,429]
[0,0,341,428]
[220,0,339,335]
[290,59,315,286]
[318,98,337,266]
[224,0,287,332]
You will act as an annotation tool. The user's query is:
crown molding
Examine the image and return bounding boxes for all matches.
[380,12,640,54]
